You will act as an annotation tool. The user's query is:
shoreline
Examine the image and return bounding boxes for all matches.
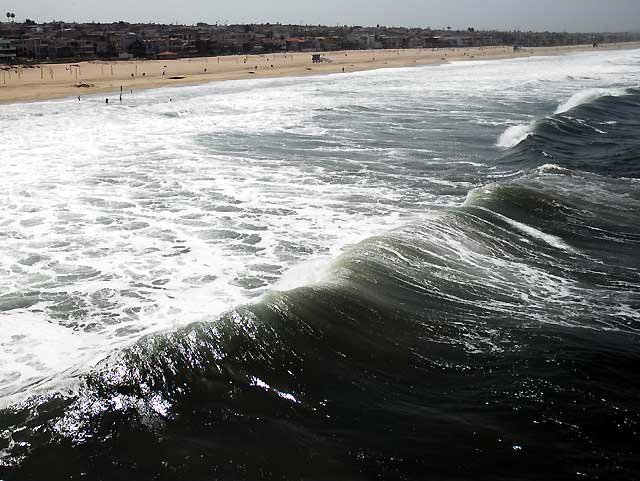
[1,42,639,104]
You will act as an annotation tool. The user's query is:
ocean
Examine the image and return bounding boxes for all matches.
[0,48,639,480]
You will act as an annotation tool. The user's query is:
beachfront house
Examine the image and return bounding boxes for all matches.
[157,51,178,60]
[0,38,16,63]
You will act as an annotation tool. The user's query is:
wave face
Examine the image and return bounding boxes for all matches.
[1,49,640,480]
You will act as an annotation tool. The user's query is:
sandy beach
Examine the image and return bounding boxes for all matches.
[1,42,639,104]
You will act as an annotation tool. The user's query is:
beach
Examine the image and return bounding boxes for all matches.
[1,42,639,104]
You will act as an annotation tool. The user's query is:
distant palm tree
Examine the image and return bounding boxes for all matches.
[10,13,15,22]
[5,12,9,22]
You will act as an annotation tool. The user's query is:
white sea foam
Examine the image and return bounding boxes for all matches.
[537,163,571,174]
[485,208,576,253]
[274,257,334,291]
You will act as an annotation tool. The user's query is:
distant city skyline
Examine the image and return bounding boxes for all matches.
[6,0,640,32]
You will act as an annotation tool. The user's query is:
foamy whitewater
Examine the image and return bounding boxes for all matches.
[1,48,639,480]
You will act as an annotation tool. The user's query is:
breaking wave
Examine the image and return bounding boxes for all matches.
[496,88,640,178]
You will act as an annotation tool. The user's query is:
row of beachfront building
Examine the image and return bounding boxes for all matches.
[1,21,638,64]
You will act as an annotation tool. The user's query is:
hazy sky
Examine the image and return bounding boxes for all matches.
[8,0,640,32]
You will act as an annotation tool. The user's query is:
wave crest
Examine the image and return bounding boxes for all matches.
[554,87,628,114]
[496,122,535,149]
